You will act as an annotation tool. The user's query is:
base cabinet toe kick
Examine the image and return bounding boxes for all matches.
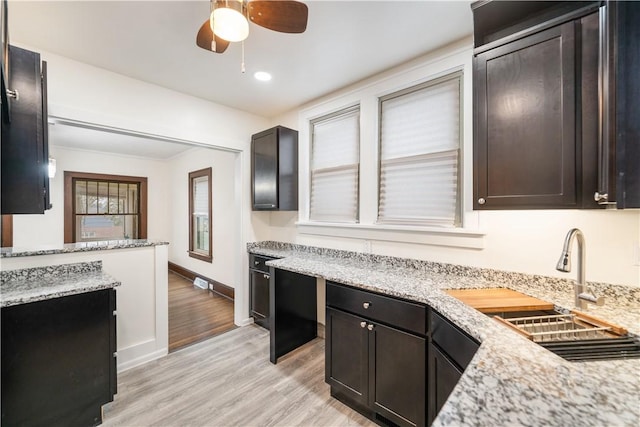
[325,281,479,427]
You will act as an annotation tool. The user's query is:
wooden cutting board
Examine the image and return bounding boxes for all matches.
[445,288,554,313]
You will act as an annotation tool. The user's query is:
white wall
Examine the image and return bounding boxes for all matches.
[268,40,640,287]
[9,46,274,325]
[168,146,238,288]
[12,145,171,248]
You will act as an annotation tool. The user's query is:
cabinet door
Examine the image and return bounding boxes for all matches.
[474,22,577,209]
[1,290,113,426]
[325,308,369,406]
[427,343,462,426]
[250,269,270,329]
[370,323,426,427]
[1,45,50,214]
[252,129,278,210]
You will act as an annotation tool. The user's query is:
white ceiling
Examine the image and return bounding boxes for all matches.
[8,0,474,119]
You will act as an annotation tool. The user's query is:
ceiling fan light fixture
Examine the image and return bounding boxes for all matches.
[212,5,249,42]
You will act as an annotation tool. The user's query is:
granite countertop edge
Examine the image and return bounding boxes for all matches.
[1,239,169,258]
[248,242,640,427]
[1,262,121,308]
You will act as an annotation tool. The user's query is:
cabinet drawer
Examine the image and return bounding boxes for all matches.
[431,311,479,370]
[326,282,427,336]
[249,254,274,273]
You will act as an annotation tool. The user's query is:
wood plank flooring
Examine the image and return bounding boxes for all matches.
[103,325,376,427]
[169,271,236,352]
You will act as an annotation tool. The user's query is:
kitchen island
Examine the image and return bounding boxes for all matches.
[248,241,640,427]
[1,261,120,426]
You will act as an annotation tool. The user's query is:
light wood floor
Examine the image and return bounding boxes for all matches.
[169,271,236,352]
[103,325,376,427]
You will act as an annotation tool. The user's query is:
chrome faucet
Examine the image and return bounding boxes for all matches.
[556,228,604,310]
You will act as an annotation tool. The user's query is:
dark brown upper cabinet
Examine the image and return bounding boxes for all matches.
[251,125,298,211]
[1,45,51,214]
[472,1,639,210]
[612,1,640,208]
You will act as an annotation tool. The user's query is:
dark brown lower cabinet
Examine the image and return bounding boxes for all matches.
[326,282,479,427]
[427,343,463,425]
[1,289,117,427]
[427,311,480,425]
[326,308,427,427]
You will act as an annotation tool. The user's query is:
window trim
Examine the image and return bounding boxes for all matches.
[188,167,213,263]
[64,171,148,244]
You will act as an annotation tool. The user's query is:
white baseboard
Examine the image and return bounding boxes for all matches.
[117,339,168,372]
[235,316,255,327]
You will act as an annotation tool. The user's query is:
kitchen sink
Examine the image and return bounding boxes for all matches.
[491,311,640,362]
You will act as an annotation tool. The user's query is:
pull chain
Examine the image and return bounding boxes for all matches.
[241,40,246,73]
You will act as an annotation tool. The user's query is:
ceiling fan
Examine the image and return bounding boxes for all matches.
[196,0,308,54]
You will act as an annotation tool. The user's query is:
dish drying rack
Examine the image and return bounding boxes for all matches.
[494,311,628,342]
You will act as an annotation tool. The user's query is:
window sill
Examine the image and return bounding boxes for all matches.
[188,251,212,263]
[295,221,485,249]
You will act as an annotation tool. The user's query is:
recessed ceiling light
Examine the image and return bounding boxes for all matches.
[254,71,272,82]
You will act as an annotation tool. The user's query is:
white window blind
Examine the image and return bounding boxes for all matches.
[378,75,461,226]
[193,176,209,215]
[310,107,360,222]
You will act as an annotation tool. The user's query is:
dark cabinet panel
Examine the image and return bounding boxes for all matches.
[1,45,51,214]
[614,1,640,208]
[269,268,317,363]
[427,343,462,426]
[474,22,577,209]
[251,125,298,211]
[325,308,369,406]
[372,323,426,427]
[326,282,427,427]
[428,311,479,425]
[250,269,270,328]
[248,254,275,330]
[1,289,116,427]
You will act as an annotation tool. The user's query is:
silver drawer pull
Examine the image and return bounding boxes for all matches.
[367,324,374,331]
[263,274,270,279]
[254,261,260,265]
[478,198,486,205]
[363,302,370,309]
[360,321,367,328]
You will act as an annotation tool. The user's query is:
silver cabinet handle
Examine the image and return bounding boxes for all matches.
[113,352,118,358]
[594,191,609,203]
[112,310,117,316]
[254,261,260,265]
[360,321,367,328]
[263,274,270,279]
[478,198,486,205]
[367,324,374,331]
[363,302,370,309]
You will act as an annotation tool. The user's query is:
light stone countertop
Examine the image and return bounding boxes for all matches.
[248,241,640,427]
[0,239,169,258]
[0,261,120,307]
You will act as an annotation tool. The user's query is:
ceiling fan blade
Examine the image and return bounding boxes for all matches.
[248,0,308,34]
[196,20,230,53]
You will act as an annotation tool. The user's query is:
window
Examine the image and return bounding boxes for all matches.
[64,172,147,243]
[378,73,462,227]
[189,168,212,262]
[310,106,360,222]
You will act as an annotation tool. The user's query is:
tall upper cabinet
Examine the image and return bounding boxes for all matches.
[251,126,298,211]
[472,0,639,210]
[1,1,51,214]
